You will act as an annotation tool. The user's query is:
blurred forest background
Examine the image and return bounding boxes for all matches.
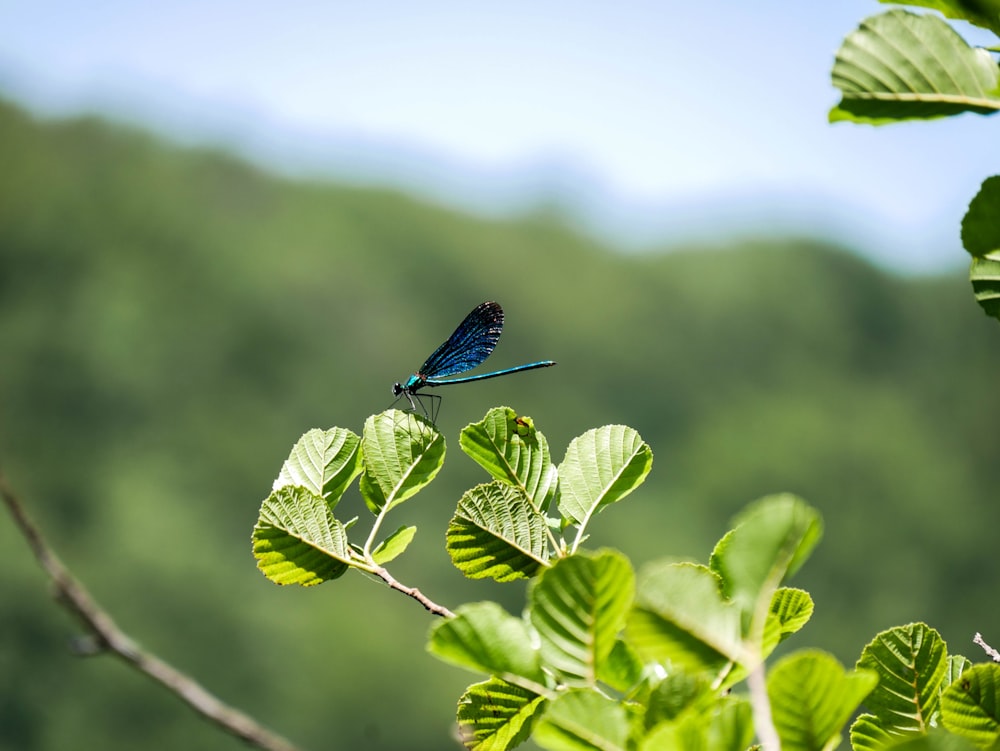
[1,96,998,751]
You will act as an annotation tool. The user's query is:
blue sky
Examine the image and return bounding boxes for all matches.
[1,1,996,271]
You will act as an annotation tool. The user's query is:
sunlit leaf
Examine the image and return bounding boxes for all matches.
[528,550,634,685]
[830,10,1000,124]
[644,672,715,729]
[460,407,558,511]
[447,480,550,581]
[627,561,742,675]
[941,663,1000,748]
[427,602,546,687]
[642,694,753,751]
[253,485,352,586]
[597,639,645,695]
[880,0,1000,36]
[533,689,630,751]
[359,409,444,512]
[710,494,821,633]
[702,695,755,751]
[890,731,980,751]
[456,676,545,751]
[947,655,973,686]
[764,587,814,651]
[970,256,1000,322]
[641,716,701,751]
[557,425,652,527]
[852,722,979,751]
[371,524,416,564]
[857,623,948,737]
[273,427,362,507]
[768,649,878,751]
[850,713,896,751]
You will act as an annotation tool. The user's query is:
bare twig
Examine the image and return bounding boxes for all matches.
[369,565,455,618]
[0,469,305,751]
[975,633,1000,663]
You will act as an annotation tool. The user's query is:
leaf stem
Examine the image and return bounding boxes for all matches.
[362,499,393,557]
[569,515,593,554]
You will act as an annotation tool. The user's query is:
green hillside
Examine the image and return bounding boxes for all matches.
[1,97,997,751]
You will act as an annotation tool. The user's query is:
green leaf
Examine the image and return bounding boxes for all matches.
[768,649,878,751]
[627,562,742,675]
[830,10,1000,124]
[533,689,630,751]
[641,715,703,751]
[755,588,816,674]
[853,721,978,751]
[252,485,352,586]
[641,694,753,751]
[964,178,1000,322]
[557,425,652,527]
[701,695,755,751]
[427,602,546,687]
[857,623,948,736]
[705,696,754,751]
[273,427,362,507]
[850,713,895,751]
[885,730,981,751]
[528,550,635,686]
[941,663,1000,748]
[456,676,545,751]
[970,256,1000,322]
[947,656,973,686]
[962,176,1000,260]
[879,0,1000,36]
[460,407,559,511]
[765,587,814,647]
[645,672,715,728]
[358,409,444,512]
[447,481,550,581]
[710,494,822,631]
[597,639,645,695]
[371,524,416,564]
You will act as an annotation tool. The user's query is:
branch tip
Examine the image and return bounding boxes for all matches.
[1,468,305,751]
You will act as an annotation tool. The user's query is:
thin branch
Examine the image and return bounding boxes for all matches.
[369,565,455,618]
[975,633,1000,663]
[0,469,305,751]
